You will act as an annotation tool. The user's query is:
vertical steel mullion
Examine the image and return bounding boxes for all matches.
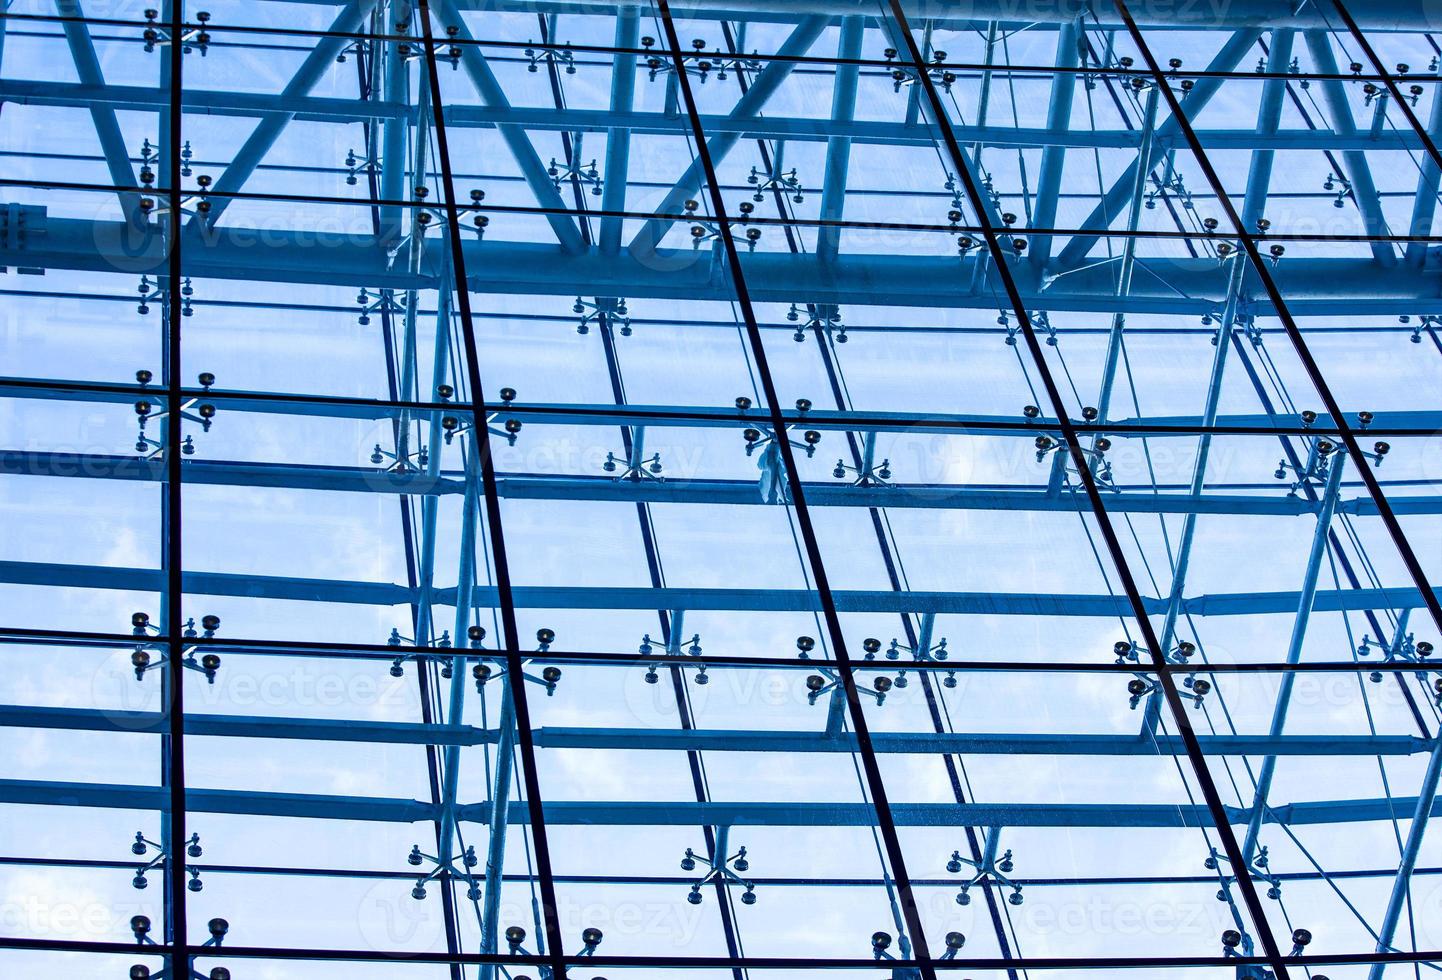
[163,0,189,973]
[1109,0,1442,643]
[412,5,569,977]
[883,2,1294,976]
[651,2,936,973]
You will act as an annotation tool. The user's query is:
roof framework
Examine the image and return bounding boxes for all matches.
[1,0,1442,978]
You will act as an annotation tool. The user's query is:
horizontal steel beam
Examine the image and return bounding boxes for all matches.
[249,0,1442,31]
[4,450,1433,518]
[0,558,1429,618]
[6,706,1431,757]
[5,80,1433,156]
[8,382,1435,436]
[6,219,1439,315]
[5,777,1441,828]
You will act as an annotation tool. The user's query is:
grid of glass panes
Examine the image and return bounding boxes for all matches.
[1,1,1441,978]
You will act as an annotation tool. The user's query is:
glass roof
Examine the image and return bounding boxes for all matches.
[0,1,1440,978]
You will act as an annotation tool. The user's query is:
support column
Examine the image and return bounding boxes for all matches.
[599,7,640,255]
[1405,81,1442,268]
[1303,31,1399,266]
[1139,247,1248,736]
[817,16,864,264]
[1368,730,1442,978]
[1241,453,1347,861]
[1028,19,1080,270]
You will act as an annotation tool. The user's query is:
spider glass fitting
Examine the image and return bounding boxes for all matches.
[131,912,229,948]
[1273,420,1388,496]
[394,185,489,247]
[1123,672,1210,710]
[132,369,217,460]
[137,156,216,221]
[640,35,757,83]
[143,8,211,55]
[603,424,664,481]
[525,39,578,75]
[872,614,952,689]
[354,287,405,326]
[434,385,524,452]
[136,276,195,317]
[1206,844,1286,902]
[129,612,223,684]
[948,826,1023,906]
[376,384,522,471]
[573,296,631,336]
[130,830,204,892]
[129,914,230,980]
[882,45,957,92]
[747,140,804,204]
[798,636,897,710]
[1355,608,1435,684]
[493,924,604,980]
[406,840,482,901]
[787,303,846,344]
[832,430,891,486]
[1400,314,1439,343]
[1361,78,1423,109]
[549,133,603,196]
[471,628,565,697]
[743,399,821,504]
[343,147,380,187]
[872,926,964,974]
[386,625,470,678]
[1028,407,1115,489]
[683,198,764,251]
[680,825,756,905]
[640,612,705,685]
[1323,171,1356,209]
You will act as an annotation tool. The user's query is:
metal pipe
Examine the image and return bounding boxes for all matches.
[1092,83,1160,428]
[429,0,585,252]
[626,16,829,256]
[817,16,864,263]
[599,7,640,255]
[194,0,378,229]
[1303,31,1400,266]
[1240,452,1348,860]
[1367,730,1442,979]
[1029,19,1081,270]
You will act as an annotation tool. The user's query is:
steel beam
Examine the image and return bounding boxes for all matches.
[2,707,1431,757]
[1368,733,1442,978]
[816,16,864,264]
[1055,30,1262,269]
[625,15,829,257]
[1240,454,1347,862]
[16,219,1442,314]
[1239,29,1294,228]
[192,0,379,230]
[1026,18,1080,270]
[429,0,585,252]
[1302,31,1400,266]
[1405,76,1442,268]
[8,777,1442,829]
[10,78,1442,154]
[1140,253,1247,734]
[598,6,640,255]
[0,557,1432,618]
[53,0,144,226]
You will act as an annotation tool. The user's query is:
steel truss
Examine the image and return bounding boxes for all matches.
[2,1,1442,979]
